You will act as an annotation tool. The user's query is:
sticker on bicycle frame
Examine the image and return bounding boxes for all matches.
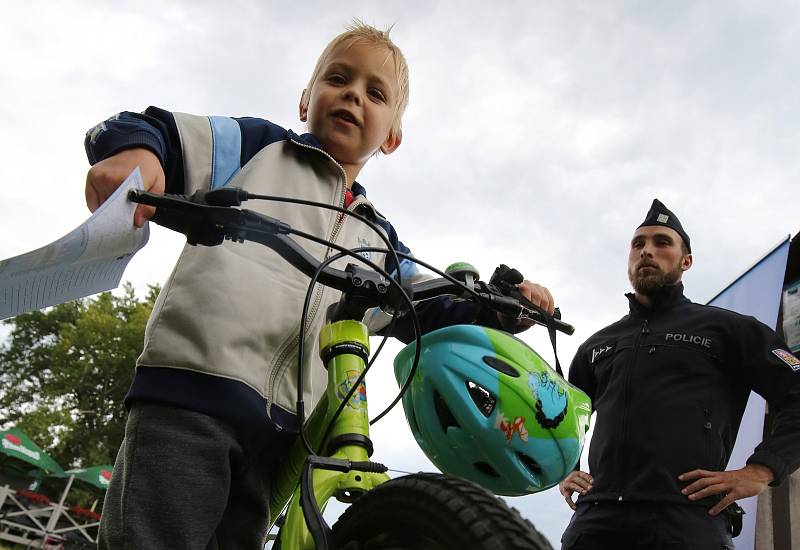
[495,413,528,443]
[337,370,367,408]
[772,349,800,371]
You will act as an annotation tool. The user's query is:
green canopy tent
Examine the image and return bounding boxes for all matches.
[0,427,64,480]
[0,429,66,548]
[63,465,113,491]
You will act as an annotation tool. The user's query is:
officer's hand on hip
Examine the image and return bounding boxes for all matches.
[678,463,775,515]
[558,470,593,511]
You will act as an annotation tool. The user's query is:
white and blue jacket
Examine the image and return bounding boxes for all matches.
[85,107,489,431]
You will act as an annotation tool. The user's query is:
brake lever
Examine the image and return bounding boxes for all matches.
[128,190,291,246]
[478,281,575,335]
[127,190,222,246]
[519,305,575,335]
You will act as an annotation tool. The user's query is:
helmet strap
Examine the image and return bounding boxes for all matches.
[545,313,564,377]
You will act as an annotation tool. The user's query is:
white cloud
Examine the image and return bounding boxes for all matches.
[2,0,798,545]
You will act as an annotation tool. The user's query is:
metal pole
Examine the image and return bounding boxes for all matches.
[43,475,73,534]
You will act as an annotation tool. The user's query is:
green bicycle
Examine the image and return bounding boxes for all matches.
[129,187,591,550]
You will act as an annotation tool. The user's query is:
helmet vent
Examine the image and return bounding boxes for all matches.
[466,381,497,417]
[482,356,520,378]
[516,452,543,475]
[434,390,460,432]
[473,461,501,478]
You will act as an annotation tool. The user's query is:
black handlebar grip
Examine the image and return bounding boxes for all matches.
[550,318,575,336]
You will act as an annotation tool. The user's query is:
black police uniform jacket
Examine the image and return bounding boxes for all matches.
[569,282,800,505]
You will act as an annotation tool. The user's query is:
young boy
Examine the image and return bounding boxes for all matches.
[84,22,554,549]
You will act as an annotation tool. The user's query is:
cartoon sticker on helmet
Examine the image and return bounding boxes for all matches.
[529,371,568,429]
[337,370,367,409]
[495,412,529,443]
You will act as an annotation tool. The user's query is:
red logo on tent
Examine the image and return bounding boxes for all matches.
[100,470,112,481]
[4,434,21,446]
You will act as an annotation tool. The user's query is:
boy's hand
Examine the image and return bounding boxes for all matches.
[86,148,165,228]
[517,280,555,316]
[497,280,555,330]
[497,279,555,332]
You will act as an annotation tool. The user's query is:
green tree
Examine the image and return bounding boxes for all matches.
[0,283,158,470]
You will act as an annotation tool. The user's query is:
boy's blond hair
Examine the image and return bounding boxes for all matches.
[301,20,409,140]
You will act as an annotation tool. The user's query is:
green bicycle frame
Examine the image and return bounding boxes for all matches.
[268,320,391,550]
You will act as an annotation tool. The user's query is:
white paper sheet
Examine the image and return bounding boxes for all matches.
[0,168,149,320]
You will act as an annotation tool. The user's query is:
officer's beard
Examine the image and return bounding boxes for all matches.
[628,260,683,296]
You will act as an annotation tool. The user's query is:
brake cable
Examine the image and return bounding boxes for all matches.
[286,240,416,455]
[242,192,405,289]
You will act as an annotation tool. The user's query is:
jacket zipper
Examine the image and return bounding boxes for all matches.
[619,318,649,501]
[266,288,328,427]
[289,138,348,208]
[272,195,381,413]
[265,139,349,425]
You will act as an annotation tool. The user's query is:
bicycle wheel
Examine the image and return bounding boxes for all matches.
[332,472,553,550]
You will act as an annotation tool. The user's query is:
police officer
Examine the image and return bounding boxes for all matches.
[559,200,800,550]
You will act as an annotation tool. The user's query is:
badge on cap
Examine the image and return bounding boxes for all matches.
[638,199,691,253]
[773,349,800,371]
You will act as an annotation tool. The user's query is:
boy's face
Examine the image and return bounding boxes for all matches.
[300,41,402,172]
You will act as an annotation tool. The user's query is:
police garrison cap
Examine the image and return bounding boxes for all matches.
[638,199,691,253]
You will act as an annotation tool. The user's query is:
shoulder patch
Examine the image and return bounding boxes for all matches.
[590,342,615,364]
[772,349,800,371]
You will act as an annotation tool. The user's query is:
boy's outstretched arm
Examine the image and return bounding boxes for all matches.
[377,232,558,341]
[84,109,178,227]
[85,107,294,225]
[383,279,556,344]
[86,147,165,227]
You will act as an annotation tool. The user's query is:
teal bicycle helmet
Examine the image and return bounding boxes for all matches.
[394,324,591,496]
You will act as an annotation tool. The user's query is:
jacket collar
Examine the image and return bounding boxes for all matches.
[289,130,324,150]
[626,281,690,316]
[351,180,367,198]
[288,130,371,200]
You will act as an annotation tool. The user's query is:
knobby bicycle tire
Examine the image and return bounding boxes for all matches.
[331,472,553,550]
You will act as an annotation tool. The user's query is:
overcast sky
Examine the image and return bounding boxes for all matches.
[1,0,798,544]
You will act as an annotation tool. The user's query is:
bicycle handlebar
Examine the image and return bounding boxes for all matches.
[128,188,574,335]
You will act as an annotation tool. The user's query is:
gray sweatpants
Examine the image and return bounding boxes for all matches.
[99,402,295,550]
